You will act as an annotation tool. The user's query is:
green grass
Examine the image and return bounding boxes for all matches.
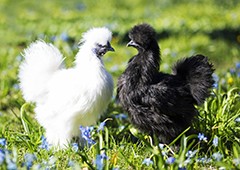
[0,0,240,169]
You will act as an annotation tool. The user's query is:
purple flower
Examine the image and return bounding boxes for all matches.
[0,138,6,146]
[166,157,175,164]
[198,133,207,142]
[213,136,218,147]
[142,158,153,166]
[79,126,95,145]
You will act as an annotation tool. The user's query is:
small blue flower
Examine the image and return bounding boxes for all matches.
[236,62,240,69]
[235,117,240,123]
[158,143,164,149]
[0,149,5,164]
[213,136,218,147]
[0,138,6,146]
[179,167,187,170]
[95,155,103,170]
[230,68,236,75]
[24,153,36,169]
[72,143,79,152]
[212,152,223,161]
[142,158,153,166]
[233,158,240,166]
[39,136,50,150]
[95,153,108,170]
[186,150,197,158]
[114,113,128,120]
[198,133,207,142]
[60,32,69,42]
[212,73,219,88]
[79,126,95,145]
[68,160,75,167]
[51,36,56,42]
[97,122,106,132]
[110,65,119,72]
[166,157,175,164]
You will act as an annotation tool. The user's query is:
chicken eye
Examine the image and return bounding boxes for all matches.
[97,43,107,48]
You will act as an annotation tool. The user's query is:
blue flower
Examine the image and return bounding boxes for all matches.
[60,32,69,42]
[95,155,103,170]
[236,62,240,69]
[179,167,187,170]
[72,143,79,152]
[95,153,108,170]
[24,153,36,169]
[158,143,164,149]
[110,65,119,72]
[0,149,5,164]
[213,136,218,147]
[233,158,240,166]
[0,138,6,146]
[39,136,50,150]
[142,158,153,166]
[230,68,236,75]
[198,133,207,142]
[97,122,106,132]
[79,126,95,145]
[212,73,219,88]
[186,150,197,158]
[166,157,175,164]
[235,117,240,123]
[114,113,128,120]
[212,152,223,161]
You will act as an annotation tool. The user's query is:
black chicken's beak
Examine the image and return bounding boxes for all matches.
[107,42,115,52]
[127,40,138,47]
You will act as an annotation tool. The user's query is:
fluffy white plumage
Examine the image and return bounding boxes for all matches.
[19,27,114,148]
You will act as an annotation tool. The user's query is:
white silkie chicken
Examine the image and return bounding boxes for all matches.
[19,27,114,148]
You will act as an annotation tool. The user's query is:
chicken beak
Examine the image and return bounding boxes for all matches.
[107,43,115,52]
[127,40,138,47]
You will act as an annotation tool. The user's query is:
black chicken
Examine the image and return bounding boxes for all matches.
[117,23,214,144]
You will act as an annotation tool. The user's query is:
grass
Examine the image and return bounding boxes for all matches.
[0,0,240,169]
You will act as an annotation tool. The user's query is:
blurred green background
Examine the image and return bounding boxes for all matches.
[0,0,240,111]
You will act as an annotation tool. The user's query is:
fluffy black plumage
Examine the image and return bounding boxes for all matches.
[117,23,214,144]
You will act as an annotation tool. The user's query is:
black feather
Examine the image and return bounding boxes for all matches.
[117,23,214,144]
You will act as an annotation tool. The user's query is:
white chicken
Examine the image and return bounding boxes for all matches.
[19,27,114,148]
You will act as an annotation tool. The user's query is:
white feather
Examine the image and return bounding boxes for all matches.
[19,27,114,148]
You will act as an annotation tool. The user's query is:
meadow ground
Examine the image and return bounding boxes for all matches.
[0,0,240,169]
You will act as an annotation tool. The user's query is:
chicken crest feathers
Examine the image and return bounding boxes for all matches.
[81,27,112,46]
[129,23,156,48]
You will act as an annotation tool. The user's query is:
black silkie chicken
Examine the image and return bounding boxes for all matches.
[117,24,214,144]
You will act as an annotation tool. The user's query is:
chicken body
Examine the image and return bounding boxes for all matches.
[19,27,114,148]
[117,24,214,143]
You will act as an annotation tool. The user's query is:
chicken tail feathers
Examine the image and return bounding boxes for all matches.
[19,40,64,103]
[172,54,214,105]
